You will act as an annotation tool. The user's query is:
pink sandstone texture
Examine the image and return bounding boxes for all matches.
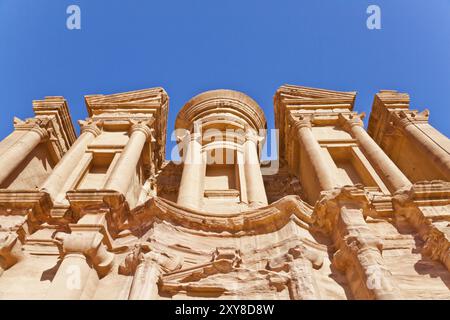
[0,85,448,299]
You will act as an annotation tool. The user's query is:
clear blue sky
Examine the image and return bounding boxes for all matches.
[1,0,449,160]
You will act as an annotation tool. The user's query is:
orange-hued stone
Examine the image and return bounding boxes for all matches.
[0,85,448,300]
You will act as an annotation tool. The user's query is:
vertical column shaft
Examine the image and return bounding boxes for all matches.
[334,205,401,300]
[402,122,450,180]
[177,132,205,210]
[41,124,100,200]
[243,129,268,206]
[0,127,47,185]
[46,232,114,300]
[293,118,335,191]
[289,258,321,300]
[128,260,161,300]
[104,123,151,195]
[346,120,412,192]
[46,253,96,300]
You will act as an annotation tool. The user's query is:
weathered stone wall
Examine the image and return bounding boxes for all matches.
[0,86,448,300]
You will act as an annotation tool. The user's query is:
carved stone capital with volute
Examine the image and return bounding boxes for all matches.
[13,117,50,141]
[394,109,430,129]
[79,119,103,137]
[288,114,312,133]
[338,113,365,132]
[130,119,155,141]
[244,127,263,145]
[54,231,114,277]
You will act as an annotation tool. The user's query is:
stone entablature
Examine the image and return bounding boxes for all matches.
[0,85,448,300]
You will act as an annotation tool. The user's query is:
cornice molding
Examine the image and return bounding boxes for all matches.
[32,96,77,148]
[129,195,313,236]
[83,87,168,171]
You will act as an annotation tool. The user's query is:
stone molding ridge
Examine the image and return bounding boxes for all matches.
[128,195,313,236]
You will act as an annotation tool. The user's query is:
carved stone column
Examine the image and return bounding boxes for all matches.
[333,206,400,299]
[119,244,182,300]
[314,187,401,300]
[0,119,49,185]
[290,115,335,191]
[243,128,268,207]
[398,113,450,180]
[47,231,114,300]
[104,120,153,196]
[177,128,205,210]
[41,120,101,200]
[341,114,412,193]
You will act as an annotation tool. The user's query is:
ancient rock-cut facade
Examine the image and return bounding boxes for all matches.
[0,85,448,300]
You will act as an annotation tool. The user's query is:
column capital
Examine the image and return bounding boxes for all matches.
[288,114,312,132]
[178,129,202,144]
[394,110,430,129]
[54,231,114,277]
[244,127,262,144]
[338,113,365,131]
[130,120,154,141]
[79,119,103,137]
[313,186,370,234]
[13,117,50,141]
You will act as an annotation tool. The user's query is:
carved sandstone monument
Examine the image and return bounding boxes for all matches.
[0,85,448,299]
